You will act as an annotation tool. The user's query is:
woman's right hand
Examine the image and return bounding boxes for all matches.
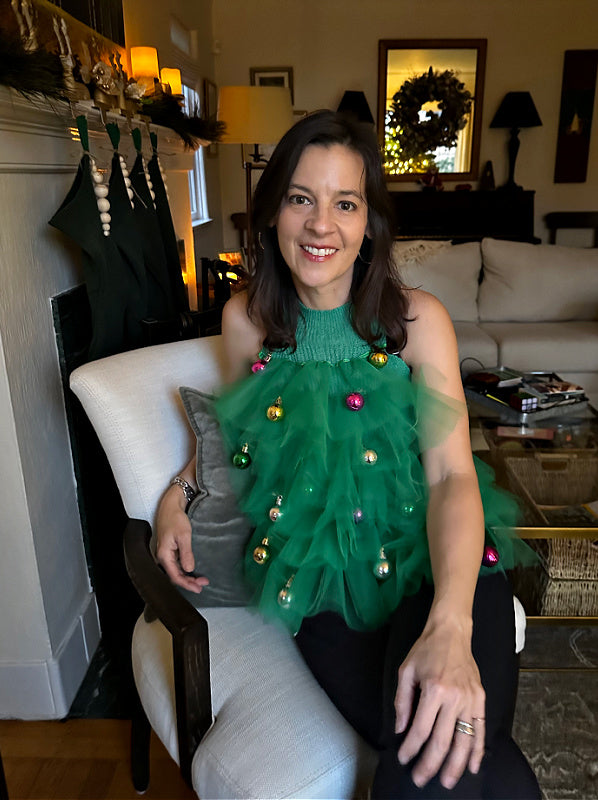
[155,484,210,593]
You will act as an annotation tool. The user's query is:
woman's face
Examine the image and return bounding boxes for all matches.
[274,143,369,309]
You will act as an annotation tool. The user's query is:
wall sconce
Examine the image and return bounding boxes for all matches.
[490,91,542,190]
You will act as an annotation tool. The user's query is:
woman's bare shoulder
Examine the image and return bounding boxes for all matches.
[221,292,265,381]
[401,288,457,367]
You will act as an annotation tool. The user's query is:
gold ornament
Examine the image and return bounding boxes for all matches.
[253,537,270,564]
[368,351,389,369]
[269,494,283,522]
[266,396,284,421]
[363,449,378,464]
[373,547,392,579]
[277,575,295,607]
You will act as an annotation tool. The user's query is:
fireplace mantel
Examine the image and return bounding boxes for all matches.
[0,85,194,718]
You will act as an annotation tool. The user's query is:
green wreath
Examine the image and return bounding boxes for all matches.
[385,67,472,166]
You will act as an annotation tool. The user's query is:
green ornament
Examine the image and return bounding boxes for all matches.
[232,443,251,469]
[401,502,416,517]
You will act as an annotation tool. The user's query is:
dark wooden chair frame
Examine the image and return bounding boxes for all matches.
[544,211,598,247]
[123,519,212,792]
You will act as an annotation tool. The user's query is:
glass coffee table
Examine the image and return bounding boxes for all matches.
[467,395,598,624]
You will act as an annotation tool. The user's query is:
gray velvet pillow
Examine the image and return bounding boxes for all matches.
[178,386,253,607]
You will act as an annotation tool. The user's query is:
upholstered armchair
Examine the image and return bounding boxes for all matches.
[69,337,377,799]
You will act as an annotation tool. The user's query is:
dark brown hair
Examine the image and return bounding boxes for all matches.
[247,110,409,352]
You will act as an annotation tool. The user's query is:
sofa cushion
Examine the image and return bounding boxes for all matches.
[478,238,598,322]
[179,387,253,608]
[453,322,500,374]
[392,240,481,322]
[479,321,598,373]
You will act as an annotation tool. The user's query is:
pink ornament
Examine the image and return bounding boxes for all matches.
[251,360,266,373]
[482,545,500,567]
[353,508,364,523]
[346,392,364,411]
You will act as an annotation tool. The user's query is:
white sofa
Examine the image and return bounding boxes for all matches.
[394,237,598,406]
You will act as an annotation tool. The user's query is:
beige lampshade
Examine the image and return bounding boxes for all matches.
[130,46,159,79]
[217,86,294,144]
[160,68,182,95]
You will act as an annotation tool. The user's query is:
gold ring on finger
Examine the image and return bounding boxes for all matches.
[455,719,475,737]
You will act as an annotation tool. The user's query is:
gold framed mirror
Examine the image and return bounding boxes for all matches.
[377,39,487,182]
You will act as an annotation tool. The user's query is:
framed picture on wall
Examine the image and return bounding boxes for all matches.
[203,78,219,157]
[250,66,294,104]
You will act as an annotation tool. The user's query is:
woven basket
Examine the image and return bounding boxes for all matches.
[530,537,598,580]
[538,576,598,616]
[504,451,598,506]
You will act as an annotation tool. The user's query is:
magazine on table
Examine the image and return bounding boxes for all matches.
[464,368,586,412]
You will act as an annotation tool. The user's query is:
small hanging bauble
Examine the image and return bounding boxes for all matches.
[482,545,500,567]
[401,502,416,517]
[269,494,283,522]
[353,508,364,524]
[363,449,378,464]
[373,547,392,579]
[346,392,365,411]
[277,575,295,607]
[368,351,389,369]
[252,353,272,373]
[266,397,284,421]
[253,537,270,564]
[232,443,251,469]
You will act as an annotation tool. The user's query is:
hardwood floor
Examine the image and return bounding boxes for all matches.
[0,720,196,800]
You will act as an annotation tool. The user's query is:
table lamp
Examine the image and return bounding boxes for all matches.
[218,86,294,265]
[490,91,542,190]
[337,90,374,124]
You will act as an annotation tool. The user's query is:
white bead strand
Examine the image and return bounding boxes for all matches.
[90,157,110,237]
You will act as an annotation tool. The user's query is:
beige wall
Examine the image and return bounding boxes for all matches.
[213,0,598,247]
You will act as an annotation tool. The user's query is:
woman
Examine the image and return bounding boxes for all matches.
[157,110,540,799]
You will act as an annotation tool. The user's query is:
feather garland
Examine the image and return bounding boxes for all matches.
[141,91,226,150]
[0,30,67,100]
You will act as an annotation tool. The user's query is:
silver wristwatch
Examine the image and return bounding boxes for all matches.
[170,476,197,505]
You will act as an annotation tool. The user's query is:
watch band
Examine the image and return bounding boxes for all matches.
[170,476,197,504]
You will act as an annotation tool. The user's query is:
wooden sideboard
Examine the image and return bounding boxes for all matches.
[389,189,536,243]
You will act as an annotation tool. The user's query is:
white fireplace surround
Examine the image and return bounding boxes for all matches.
[0,86,193,718]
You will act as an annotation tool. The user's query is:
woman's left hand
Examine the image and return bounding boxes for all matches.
[394,615,486,790]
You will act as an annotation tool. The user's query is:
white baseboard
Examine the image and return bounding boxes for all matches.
[0,592,100,719]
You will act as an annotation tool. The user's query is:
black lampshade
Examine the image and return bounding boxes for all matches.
[337,91,374,124]
[490,92,542,129]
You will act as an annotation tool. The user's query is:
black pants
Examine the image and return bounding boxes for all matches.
[295,573,541,800]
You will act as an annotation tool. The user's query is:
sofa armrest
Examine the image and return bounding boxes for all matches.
[123,518,212,786]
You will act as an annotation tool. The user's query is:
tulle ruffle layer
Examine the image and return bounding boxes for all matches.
[215,355,534,633]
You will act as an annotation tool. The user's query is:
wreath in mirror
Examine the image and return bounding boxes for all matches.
[385,68,473,168]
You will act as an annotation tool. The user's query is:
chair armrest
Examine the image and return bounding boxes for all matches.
[123,518,213,786]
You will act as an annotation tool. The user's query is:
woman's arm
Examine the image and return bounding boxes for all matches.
[396,290,486,790]
[155,291,264,590]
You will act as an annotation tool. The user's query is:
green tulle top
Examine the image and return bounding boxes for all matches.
[215,302,534,634]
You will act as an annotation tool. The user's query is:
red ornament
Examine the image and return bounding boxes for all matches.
[346,392,364,411]
[482,545,500,567]
[251,353,271,373]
